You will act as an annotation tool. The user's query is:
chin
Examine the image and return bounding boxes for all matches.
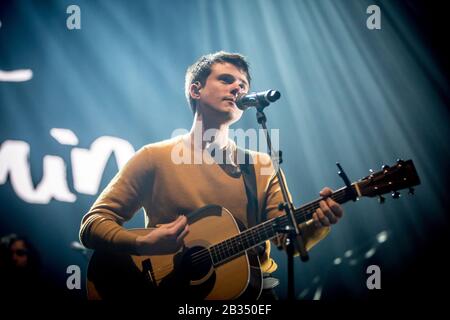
[226,111,243,124]
[201,104,243,123]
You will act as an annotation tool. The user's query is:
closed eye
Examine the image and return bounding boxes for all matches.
[218,74,248,92]
[218,75,234,84]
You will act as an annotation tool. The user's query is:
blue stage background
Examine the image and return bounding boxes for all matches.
[1,0,449,300]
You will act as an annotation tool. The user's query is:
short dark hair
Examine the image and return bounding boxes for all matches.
[185,51,251,114]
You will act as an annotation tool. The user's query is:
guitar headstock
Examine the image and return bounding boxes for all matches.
[356,159,421,199]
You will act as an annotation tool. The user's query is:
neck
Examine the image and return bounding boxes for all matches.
[189,112,230,150]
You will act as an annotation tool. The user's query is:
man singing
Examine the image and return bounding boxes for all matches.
[79,51,344,300]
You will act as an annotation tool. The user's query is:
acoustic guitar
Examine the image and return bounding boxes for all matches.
[87,159,420,300]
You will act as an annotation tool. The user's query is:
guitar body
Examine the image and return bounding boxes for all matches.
[87,205,263,300]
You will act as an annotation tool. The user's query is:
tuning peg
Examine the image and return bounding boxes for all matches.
[396,159,404,165]
[369,169,374,174]
[391,191,401,199]
[408,188,415,195]
[381,164,390,171]
[378,195,385,204]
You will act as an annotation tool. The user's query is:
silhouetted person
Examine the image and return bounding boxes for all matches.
[0,234,42,299]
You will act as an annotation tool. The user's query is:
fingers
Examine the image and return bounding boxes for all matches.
[160,215,186,230]
[161,216,189,252]
[312,212,321,228]
[313,206,331,227]
[326,198,343,218]
[139,216,189,255]
[167,215,188,236]
[163,215,185,228]
[320,200,337,224]
[314,187,345,227]
[313,197,344,227]
[319,187,333,197]
[176,224,190,244]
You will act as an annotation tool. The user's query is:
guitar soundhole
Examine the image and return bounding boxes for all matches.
[180,246,213,282]
[156,246,215,300]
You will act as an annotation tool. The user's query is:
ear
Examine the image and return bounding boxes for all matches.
[189,81,202,100]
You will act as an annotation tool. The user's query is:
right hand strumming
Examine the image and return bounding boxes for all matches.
[136,215,189,255]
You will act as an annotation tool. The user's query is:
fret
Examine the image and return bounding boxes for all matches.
[242,233,251,251]
[210,247,218,264]
[224,237,231,258]
[249,228,257,247]
[236,236,244,252]
[229,238,238,257]
[220,239,229,258]
[213,243,221,262]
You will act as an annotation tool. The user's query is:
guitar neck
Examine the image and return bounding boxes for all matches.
[209,184,359,266]
[291,185,358,224]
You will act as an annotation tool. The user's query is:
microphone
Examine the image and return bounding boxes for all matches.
[236,89,281,110]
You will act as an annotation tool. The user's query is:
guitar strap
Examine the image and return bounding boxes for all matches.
[237,148,269,258]
[236,147,260,227]
[238,148,280,293]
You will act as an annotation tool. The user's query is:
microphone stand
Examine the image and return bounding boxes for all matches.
[253,102,309,301]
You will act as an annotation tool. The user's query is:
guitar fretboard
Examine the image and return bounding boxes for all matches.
[208,186,356,266]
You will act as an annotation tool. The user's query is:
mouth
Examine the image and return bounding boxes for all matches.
[223,97,237,107]
[223,96,236,103]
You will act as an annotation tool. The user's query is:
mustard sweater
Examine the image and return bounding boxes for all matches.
[79,135,329,273]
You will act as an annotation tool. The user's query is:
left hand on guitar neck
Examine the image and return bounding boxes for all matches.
[312,187,344,228]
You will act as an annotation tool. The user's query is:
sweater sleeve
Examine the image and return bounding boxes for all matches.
[79,146,154,254]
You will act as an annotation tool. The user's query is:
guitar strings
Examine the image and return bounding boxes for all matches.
[148,192,348,281]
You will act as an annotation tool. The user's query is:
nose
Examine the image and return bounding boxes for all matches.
[230,82,244,98]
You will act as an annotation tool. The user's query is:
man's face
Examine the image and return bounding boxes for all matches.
[195,62,249,124]
[10,240,28,268]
